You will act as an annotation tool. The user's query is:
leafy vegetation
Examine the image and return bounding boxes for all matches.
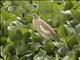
[0,0,80,60]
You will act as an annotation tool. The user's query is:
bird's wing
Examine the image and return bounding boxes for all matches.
[39,19,60,40]
[32,18,60,41]
[39,24,51,34]
[39,19,57,35]
[33,19,51,36]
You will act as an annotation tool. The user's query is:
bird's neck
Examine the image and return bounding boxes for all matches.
[34,17,40,20]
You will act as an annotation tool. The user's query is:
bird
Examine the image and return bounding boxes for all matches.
[32,14,60,42]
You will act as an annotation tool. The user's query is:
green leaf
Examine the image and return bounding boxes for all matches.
[31,32,43,43]
[57,46,70,57]
[7,55,18,60]
[29,42,41,53]
[0,1,3,8]
[23,16,32,24]
[33,49,46,60]
[71,9,80,23]
[75,24,80,33]
[64,1,73,10]
[57,25,67,37]
[42,41,55,55]
[64,24,76,35]
[66,35,78,49]
[1,22,8,37]
[0,37,7,46]
[3,44,16,55]
[1,11,16,23]
[62,50,78,60]
[9,30,23,42]
[52,14,63,27]
[16,42,27,56]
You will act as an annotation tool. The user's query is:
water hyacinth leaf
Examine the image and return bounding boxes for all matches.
[57,46,70,57]
[3,44,16,55]
[1,11,16,23]
[46,55,55,60]
[0,1,3,8]
[19,55,33,60]
[34,49,55,60]
[38,2,53,20]
[38,2,53,14]
[0,37,7,46]
[20,28,31,43]
[61,10,73,20]
[55,53,60,60]
[29,42,41,52]
[73,44,80,51]
[52,2,63,15]
[33,49,46,60]
[42,41,56,55]
[23,15,32,24]
[31,32,43,43]
[16,42,27,57]
[53,42,64,48]
[71,9,80,23]
[62,50,78,60]
[6,55,18,60]
[75,24,80,33]
[57,25,67,37]
[9,30,23,42]
[15,5,25,16]
[64,24,76,35]
[12,20,24,27]
[64,1,73,10]
[1,23,8,37]
[69,20,77,27]
[66,35,78,49]
[23,31,31,42]
[75,24,80,43]
[52,14,63,27]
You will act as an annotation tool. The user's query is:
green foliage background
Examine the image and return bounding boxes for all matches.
[0,0,80,60]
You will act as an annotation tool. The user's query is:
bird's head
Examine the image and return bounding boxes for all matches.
[32,13,39,20]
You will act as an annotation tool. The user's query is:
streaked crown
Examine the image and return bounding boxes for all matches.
[32,14,39,20]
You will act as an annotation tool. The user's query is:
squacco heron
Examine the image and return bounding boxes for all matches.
[32,14,60,42]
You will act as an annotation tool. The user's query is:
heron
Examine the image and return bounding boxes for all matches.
[32,14,60,43]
